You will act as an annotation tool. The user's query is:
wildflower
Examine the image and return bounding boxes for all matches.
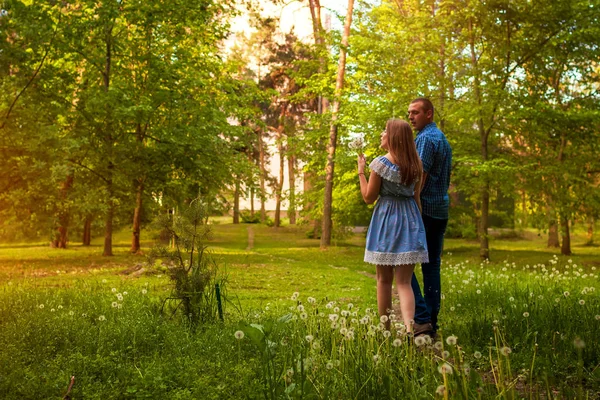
[500,346,512,356]
[117,303,122,309]
[555,298,560,303]
[573,338,585,349]
[305,335,314,343]
[116,294,123,301]
[297,304,305,312]
[307,297,316,304]
[414,336,426,347]
[102,279,107,283]
[446,335,458,346]
[340,328,348,336]
[141,289,147,295]
[347,303,354,310]
[329,314,339,322]
[463,364,471,374]
[345,330,355,340]
[383,330,391,338]
[98,315,106,321]
[326,302,333,309]
[300,312,308,320]
[564,291,570,297]
[82,313,87,317]
[434,341,443,351]
[523,312,529,318]
[476,289,481,294]
[438,363,453,375]
[38,304,44,309]
[312,341,321,350]
[509,297,515,302]
[450,307,455,312]
[578,299,585,305]
[234,330,245,340]
[111,288,117,293]
[380,315,388,323]
[436,385,446,396]
[595,315,600,321]
[334,306,340,313]
[112,302,118,308]
[287,368,294,377]
[123,291,128,295]
[392,338,402,347]
[326,361,334,370]
[291,292,299,301]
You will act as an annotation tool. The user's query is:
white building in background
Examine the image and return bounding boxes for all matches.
[224,1,337,212]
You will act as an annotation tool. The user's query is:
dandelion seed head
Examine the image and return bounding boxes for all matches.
[414,336,426,347]
[38,304,44,309]
[300,312,308,320]
[297,304,305,312]
[68,311,74,316]
[98,315,106,321]
[500,346,512,356]
[438,363,453,375]
[326,361,334,370]
[434,341,443,350]
[523,312,529,318]
[564,291,570,297]
[51,308,55,312]
[383,330,391,338]
[446,335,458,346]
[111,288,117,293]
[474,351,482,359]
[141,289,148,295]
[234,330,245,340]
[392,338,402,347]
[312,341,321,350]
[380,315,389,323]
[578,299,585,305]
[347,303,354,309]
[436,385,446,395]
[112,302,118,308]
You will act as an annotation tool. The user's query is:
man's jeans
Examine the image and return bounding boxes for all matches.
[412,214,448,331]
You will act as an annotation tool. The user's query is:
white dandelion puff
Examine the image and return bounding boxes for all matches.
[234,330,245,340]
[500,346,512,356]
[392,338,402,347]
[446,335,458,346]
[438,363,453,375]
[98,315,106,321]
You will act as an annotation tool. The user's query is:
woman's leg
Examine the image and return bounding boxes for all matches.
[395,263,416,333]
[376,265,394,326]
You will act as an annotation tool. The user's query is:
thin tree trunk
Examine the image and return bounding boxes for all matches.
[321,0,354,248]
[274,105,286,227]
[469,17,490,260]
[258,130,267,222]
[52,174,74,248]
[586,216,594,245]
[560,215,571,255]
[83,216,92,246]
[250,186,255,217]
[548,220,560,247]
[288,153,296,224]
[233,178,240,224]
[102,21,114,257]
[130,180,144,253]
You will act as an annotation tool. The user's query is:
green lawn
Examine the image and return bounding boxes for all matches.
[0,222,598,399]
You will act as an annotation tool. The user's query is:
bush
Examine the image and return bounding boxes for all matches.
[240,210,261,224]
[147,199,226,327]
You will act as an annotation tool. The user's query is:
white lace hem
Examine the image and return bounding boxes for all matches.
[369,158,401,183]
[364,250,429,266]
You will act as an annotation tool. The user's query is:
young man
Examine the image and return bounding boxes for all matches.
[407,98,452,336]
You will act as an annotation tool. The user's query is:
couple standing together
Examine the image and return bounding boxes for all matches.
[358,98,452,338]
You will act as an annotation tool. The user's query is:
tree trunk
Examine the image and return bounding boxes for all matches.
[274,105,286,228]
[103,162,114,257]
[468,17,490,260]
[258,130,267,222]
[52,174,74,248]
[586,216,594,245]
[548,220,560,248]
[250,186,255,217]
[560,215,571,255]
[83,216,92,246]
[102,22,114,257]
[233,178,240,224]
[288,153,296,224]
[130,180,144,253]
[321,0,354,248]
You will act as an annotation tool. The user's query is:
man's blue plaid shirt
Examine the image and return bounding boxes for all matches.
[415,122,452,220]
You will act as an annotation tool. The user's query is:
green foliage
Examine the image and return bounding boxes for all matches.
[147,199,226,327]
[240,210,261,224]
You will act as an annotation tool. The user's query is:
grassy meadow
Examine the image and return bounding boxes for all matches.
[0,219,599,399]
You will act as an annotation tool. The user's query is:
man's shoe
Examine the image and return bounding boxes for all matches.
[413,322,435,337]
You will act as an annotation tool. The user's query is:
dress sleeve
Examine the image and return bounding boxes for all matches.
[416,134,436,173]
[369,157,401,183]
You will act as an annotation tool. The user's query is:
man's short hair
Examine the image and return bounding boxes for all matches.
[411,97,434,116]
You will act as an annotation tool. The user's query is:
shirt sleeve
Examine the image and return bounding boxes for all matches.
[416,134,436,173]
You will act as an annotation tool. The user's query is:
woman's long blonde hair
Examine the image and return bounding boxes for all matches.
[386,119,423,186]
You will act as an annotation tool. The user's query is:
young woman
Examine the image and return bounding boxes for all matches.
[357,119,429,333]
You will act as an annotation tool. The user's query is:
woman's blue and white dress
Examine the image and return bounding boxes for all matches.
[364,156,429,266]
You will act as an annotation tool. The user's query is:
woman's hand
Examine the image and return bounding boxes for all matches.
[357,154,366,174]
